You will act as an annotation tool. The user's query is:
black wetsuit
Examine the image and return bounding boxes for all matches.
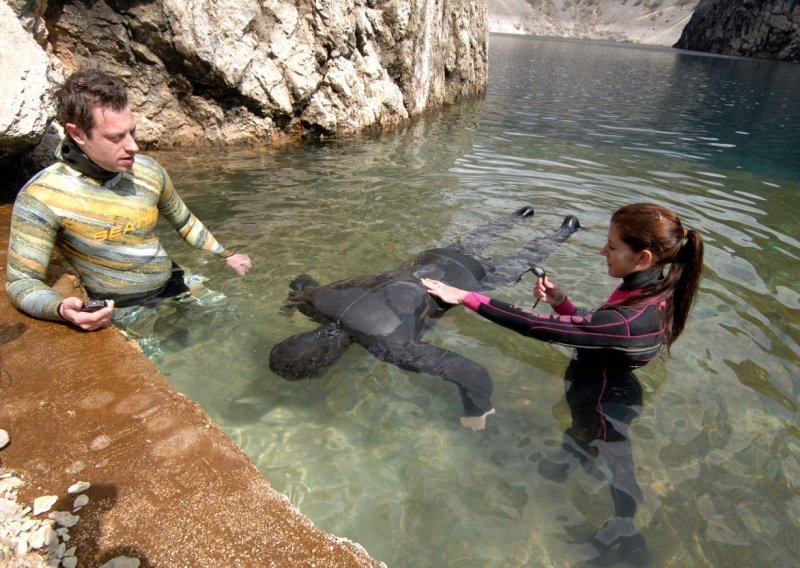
[463,269,665,526]
[463,269,664,421]
[270,209,581,419]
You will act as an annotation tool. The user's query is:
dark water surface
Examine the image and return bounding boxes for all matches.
[149,35,800,566]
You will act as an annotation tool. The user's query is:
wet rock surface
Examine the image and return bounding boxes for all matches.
[0,203,384,567]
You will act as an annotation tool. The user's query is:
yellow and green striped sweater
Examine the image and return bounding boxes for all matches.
[6,139,229,321]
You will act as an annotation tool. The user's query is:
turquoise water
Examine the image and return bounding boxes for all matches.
[150,35,800,566]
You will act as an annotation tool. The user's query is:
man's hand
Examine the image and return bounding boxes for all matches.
[225,253,253,276]
[59,297,115,331]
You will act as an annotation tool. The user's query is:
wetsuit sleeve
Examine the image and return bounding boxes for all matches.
[462,292,661,351]
[5,192,65,320]
[553,297,577,315]
[157,167,229,256]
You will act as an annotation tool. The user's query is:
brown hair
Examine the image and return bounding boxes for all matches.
[610,203,704,352]
[56,69,129,134]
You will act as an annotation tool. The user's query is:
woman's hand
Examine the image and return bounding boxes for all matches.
[420,278,469,305]
[535,276,566,306]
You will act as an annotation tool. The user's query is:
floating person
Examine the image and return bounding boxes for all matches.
[269,207,580,431]
[5,69,252,337]
[423,202,704,565]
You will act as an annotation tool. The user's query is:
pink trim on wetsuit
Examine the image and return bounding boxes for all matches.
[607,287,666,308]
[465,292,579,316]
[463,291,489,312]
[553,297,577,315]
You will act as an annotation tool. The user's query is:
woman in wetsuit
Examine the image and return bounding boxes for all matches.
[422,203,704,565]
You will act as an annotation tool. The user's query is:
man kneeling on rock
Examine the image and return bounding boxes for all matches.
[5,69,253,331]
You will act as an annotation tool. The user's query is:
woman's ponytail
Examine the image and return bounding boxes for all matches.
[663,228,704,350]
[611,203,704,353]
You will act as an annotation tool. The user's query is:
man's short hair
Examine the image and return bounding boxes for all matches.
[56,69,129,134]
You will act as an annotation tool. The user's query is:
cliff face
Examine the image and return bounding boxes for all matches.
[674,0,800,62]
[488,0,700,47]
[0,0,488,198]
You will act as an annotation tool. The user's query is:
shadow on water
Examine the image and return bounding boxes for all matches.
[143,36,800,567]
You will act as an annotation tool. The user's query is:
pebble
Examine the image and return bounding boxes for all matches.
[72,494,89,510]
[0,428,9,449]
[67,481,90,494]
[28,524,54,549]
[49,511,80,528]
[33,495,58,515]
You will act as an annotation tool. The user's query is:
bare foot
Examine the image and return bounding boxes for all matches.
[460,409,495,431]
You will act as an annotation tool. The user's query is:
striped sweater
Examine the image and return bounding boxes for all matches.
[6,139,228,321]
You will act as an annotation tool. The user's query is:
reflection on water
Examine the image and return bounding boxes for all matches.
[148,35,800,566]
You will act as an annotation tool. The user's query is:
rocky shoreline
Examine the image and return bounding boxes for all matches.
[1,439,139,568]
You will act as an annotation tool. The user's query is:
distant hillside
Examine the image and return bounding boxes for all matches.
[489,0,699,46]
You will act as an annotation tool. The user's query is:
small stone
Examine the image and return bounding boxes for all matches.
[65,546,77,556]
[67,481,90,494]
[29,524,54,549]
[0,429,9,449]
[16,537,28,556]
[33,495,58,515]
[57,527,70,541]
[0,476,23,494]
[49,511,79,528]
[0,497,21,520]
[73,494,89,509]
[62,557,78,568]
[45,524,59,546]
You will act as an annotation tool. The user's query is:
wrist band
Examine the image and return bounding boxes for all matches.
[220,250,235,259]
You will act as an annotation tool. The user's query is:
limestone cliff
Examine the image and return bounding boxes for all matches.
[674,0,799,62]
[488,0,700,47]
[0,0,488,199]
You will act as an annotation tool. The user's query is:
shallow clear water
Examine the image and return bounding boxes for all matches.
[149,35,800,566]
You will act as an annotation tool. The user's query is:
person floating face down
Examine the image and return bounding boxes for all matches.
[423,203,704,564]
[6,69,253,331]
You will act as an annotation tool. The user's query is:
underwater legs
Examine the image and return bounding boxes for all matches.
[368,339,495,430]
[448,205,535,256]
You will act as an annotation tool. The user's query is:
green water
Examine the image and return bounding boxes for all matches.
[148,35,800,566]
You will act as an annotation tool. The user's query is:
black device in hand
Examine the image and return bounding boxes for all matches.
[530,265,546,310]
[81,299,108,312]
[515,264,546,309]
